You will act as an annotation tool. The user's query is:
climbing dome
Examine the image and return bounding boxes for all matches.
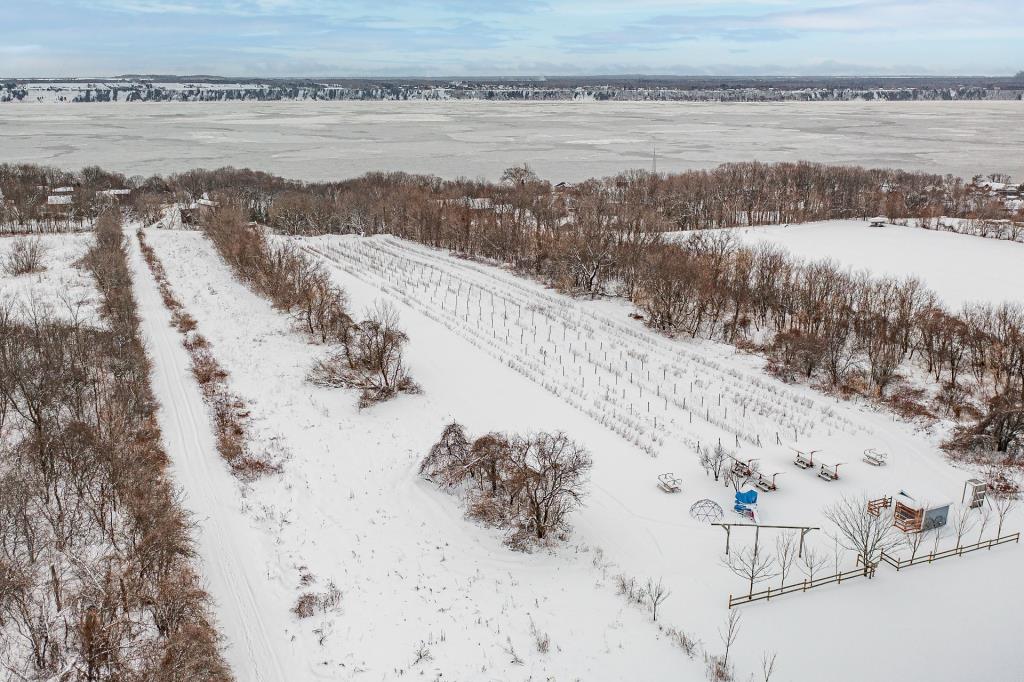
[689,499,724,524]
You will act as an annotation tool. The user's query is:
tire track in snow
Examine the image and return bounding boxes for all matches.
[127,226,293,682]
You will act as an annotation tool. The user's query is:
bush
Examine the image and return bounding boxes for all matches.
[308,302,418,407]
[3,236,47,276]
[421,425,592,545]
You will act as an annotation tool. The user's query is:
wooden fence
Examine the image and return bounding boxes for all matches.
[728,532,1019,608]
[879,532,1020,571]
[728,565,875,608]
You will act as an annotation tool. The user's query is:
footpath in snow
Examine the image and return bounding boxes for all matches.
[127,226,299,681]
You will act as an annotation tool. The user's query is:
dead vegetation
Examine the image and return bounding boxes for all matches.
[420,423,592,547]
[0,211,231,679]
[2,236,47,276]
[137,227,278,480]
[200,205,417,407]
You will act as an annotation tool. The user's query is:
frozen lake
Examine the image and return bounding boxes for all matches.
[1,100,1021,182]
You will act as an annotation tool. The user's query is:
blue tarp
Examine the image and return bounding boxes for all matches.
[735,490,758,506]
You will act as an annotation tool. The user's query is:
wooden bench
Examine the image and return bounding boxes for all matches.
[818,462,842,481]
[755,471,781,492]
[794,453,814,469]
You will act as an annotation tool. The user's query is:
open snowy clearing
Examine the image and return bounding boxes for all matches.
[0,233,99,322]
[2,100,1022,182]
[135,226,700,681]
[677,219,1024,309]
[136,227,1023,681]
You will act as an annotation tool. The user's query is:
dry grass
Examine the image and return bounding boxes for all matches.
[137,228,278,480]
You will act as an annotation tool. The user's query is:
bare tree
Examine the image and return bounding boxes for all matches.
[508,432,593,540]
[976,503,993,543]
[823,496,899,573]
[699,442,728,482]
[418,422,471,485]
[951,504,976,548]
[902,529,925,560]
[723,547,777,595]
[990,495,1017,538]
[798,547,827,582]
[720,609,741,669]
[775,531,798,587]
[761,651,778,682]
[644,578,671,622]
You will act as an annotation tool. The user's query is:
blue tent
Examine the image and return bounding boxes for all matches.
[735,490,758,506]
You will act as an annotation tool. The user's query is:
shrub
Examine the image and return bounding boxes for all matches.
[3,236,47,276]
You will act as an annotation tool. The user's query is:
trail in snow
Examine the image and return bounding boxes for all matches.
[127,226,296,682]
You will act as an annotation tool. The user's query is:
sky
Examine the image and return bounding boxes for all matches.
[2,0,1022,77]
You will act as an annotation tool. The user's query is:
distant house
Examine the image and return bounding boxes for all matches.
[96,188,132,206]
[869,216,887,227]
[181,193,219,225]
[42,194,74,219]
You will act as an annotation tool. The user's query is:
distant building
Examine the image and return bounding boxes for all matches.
[181,193,219,225]
[97,188,133,205]
[42,194,73,219]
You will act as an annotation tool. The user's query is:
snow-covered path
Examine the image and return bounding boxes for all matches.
[127,227,298,681]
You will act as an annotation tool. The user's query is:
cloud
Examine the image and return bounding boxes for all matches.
[4,0,1022,76]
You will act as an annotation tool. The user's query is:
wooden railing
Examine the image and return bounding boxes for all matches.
[879,533,1020,570]
[728,565,875,608]
[728,532,1019,608]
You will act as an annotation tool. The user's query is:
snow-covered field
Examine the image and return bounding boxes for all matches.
[0,233,99,322]
[131,226,1023,681]
[1,100,1022,181]
[682,219,1024,309]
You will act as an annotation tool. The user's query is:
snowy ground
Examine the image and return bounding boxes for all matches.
[678,219,1024,309]
[1,100,1022,182]
[131,226,1024,681]
[0,233,99,322]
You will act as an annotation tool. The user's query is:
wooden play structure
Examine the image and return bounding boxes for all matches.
[713,520,819,556]
[863,448,888,466]
[657,473,681,493]
[892,499,950,532]
[894,500,924,532]
[867,496,892,517]
[962,479,987,509]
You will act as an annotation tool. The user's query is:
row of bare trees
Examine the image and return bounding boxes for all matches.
[0,211,230,680]
[5,162,1021,457]
[201,204,415,407]
[419,423,592,547]
[173,164,1022,465]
